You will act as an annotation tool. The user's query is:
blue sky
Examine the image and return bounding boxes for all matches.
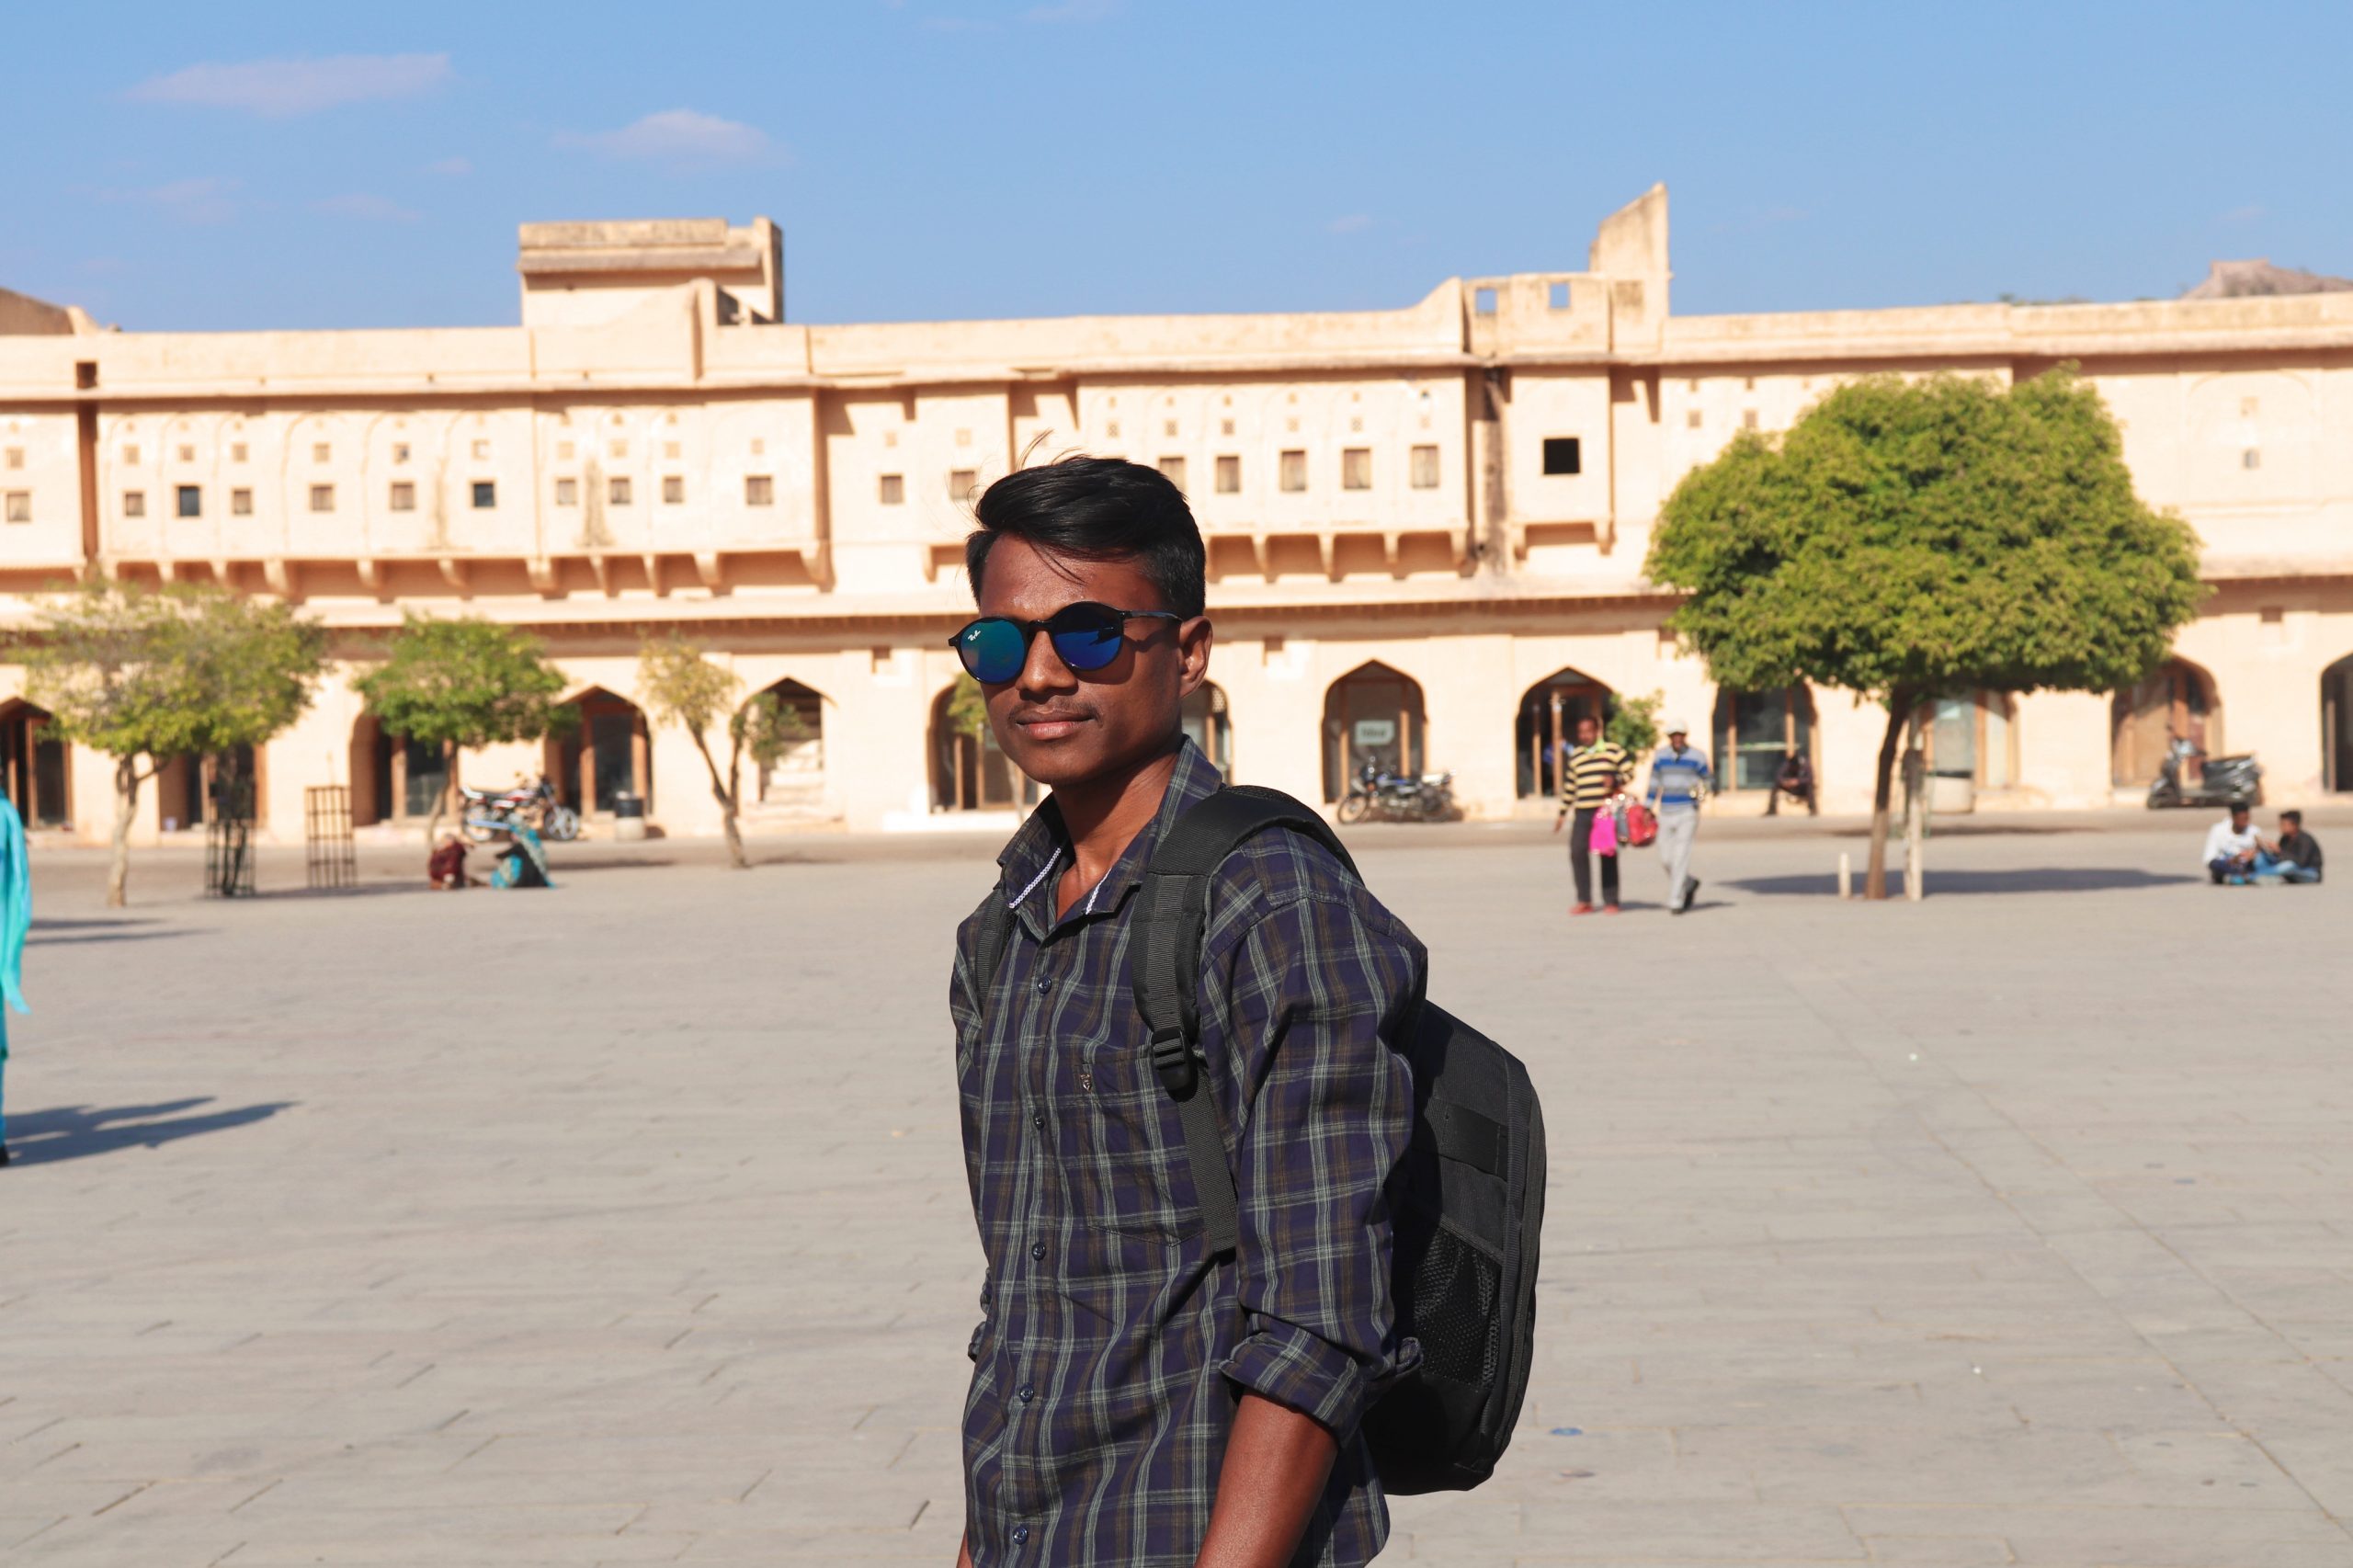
[5,0,2347,332]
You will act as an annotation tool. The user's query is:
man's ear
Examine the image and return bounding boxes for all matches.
[1176,616,1213,696]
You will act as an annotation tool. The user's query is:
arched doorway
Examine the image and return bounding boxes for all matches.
[1323,662,1427,801]
[1514,668,1613,799]
[1182,683,1233,775]
[153,744,261,832]
[752,677,827,811]
[351,713,451,828]
[2323,655,2353,791]
[2112,658,2218,789]
[0,699,69,829]
[1714,686,1817,794]
[929,678,1036,812]
[549,687,652,817]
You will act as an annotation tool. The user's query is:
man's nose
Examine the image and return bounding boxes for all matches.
[1016,627,1074,693]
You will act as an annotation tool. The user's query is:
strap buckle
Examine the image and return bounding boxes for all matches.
[1149,1026,1197,1094]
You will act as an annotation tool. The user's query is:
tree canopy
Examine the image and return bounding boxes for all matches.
[25,578,329,904]
[1647,368,2203,895]
[638,634,811,869]
[352,616,571,755]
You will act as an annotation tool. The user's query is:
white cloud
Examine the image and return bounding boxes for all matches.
[313,192,421,223]
[100,177,241,225]
[1024,0,1119,20]
[557,109,779,165]
[1326,213,1374,234]
[127,53,452,119]
[426,155,472,177]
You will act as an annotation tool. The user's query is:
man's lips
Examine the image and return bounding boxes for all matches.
[1014,710,1092,740]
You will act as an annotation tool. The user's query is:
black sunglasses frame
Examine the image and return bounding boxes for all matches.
[948,603,1186,683]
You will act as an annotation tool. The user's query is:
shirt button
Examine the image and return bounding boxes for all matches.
[1030,1242,1047,1261]
[1034,975,1050,994]
[1012,1524,1030,1545]
[1017,1383,1036,1403]
[1031,1113,1045,1131]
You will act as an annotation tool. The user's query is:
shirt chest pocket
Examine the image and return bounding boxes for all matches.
[1054,1040,1199,1242]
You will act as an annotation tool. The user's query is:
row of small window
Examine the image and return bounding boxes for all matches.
[106,437,697,468]
[1158,446,1451,496]
[119,475,786,518]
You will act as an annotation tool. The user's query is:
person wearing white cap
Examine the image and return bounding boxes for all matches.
[1645,720,1712,915]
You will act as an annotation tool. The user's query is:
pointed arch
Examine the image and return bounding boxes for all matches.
[1322,661,1427,801]
[0,699,69,829]
[749,676,829,811]
[2112,657,2219,789]
[1513,666,1614,800]
[547,686,652,816]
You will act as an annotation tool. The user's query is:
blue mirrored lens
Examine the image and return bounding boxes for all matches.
[958,619,1028,683]
[1049,619,1125,671]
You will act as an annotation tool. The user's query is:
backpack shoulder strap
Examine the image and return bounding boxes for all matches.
[1131,785,1355,1255]
[971,892,1017,1018]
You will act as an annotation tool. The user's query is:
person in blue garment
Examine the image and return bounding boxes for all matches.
[0,795,31,1166]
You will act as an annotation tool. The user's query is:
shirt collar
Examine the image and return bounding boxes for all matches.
[995,738,1225,937]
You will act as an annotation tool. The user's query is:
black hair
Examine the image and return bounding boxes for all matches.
[2231,801,2251,814]
[2281,809,2302,825]
[967,456,1206,618]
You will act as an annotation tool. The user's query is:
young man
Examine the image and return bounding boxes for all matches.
[2259,810,2324,884]
[948,457,1425,1568]
[1551,714,1629,914]
[2203,802,2261,883]
[1646,722,1711,914]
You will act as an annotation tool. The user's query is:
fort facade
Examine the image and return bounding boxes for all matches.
[2,188,2349,843]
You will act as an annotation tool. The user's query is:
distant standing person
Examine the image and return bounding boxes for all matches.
[0,795,28,1165]
[1647,721,1712,915]
[1552,715,1629,915]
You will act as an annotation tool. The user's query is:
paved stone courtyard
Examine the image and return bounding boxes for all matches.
[3,815,2350,1566]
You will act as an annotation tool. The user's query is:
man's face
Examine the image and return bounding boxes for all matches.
[1574,717,1598,745]
[2231,807,2250,833]
[973,534,1211,793]
[1668,730,1688,750]
[2281,817,2302,840]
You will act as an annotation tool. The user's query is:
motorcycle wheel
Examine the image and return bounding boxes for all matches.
[542,806,582,842]
[1336,793,1370,825]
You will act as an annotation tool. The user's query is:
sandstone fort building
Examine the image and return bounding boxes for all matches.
[2,187,2349,842]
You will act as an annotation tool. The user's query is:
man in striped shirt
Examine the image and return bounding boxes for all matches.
[1646,721,1712,915]
[1552,715,1630,915]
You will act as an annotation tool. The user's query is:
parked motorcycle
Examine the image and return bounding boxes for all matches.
[461,775,584,843]
[2146,748,2262,809]
[1336,760,1457,824]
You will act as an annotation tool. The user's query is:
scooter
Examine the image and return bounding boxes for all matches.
[1337,760,1457,824]
[2147,749,2262,809]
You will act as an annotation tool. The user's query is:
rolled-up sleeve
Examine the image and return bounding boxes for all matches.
[1213,890,1423,1437]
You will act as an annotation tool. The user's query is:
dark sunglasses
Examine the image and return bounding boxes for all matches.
[949,602,1184,685]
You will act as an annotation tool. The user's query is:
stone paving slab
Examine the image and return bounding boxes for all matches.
[2,820,2350,1565]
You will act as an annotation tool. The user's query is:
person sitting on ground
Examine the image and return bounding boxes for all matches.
[1768,749,1816,816]
[2256,810,2323,884]
[427,834,478,891]
[2202,802,2262,884]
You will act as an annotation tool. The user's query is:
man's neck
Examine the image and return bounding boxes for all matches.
[1051,741,1182,907]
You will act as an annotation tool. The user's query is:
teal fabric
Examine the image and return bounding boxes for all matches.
[0,797,28,1146]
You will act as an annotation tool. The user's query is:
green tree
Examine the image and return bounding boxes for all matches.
[1605,688,1664,760]
[945,673,989,742]
[26,579,328,907]
[351,616,572,846]
[637,634,811,869]
[1647,369,2202,899]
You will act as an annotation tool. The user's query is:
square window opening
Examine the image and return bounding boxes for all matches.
[949,468,977,501]
[879,473,905,505]
[1548,281,1570,310]
[1541,437,1582,476]
[1214,455,1241,494]
[553,478,576,507]
[1410,444,1439,489]
[1341,448,1371,490]
[471,481,496,508]
[1156,457,1186,491]
[663,475,685,505]
[4,492,29,525]
[1279,450,1307,493]
[230,487,252,516]
[390,482,415,512]
[176,484,201,518]
[608,476,632,505]
[1473,286,1498,316]
[123,491,146,518]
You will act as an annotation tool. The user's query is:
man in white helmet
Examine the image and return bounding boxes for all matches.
[1645,721,1711,915]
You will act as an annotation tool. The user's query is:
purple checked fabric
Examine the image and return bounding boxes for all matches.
[949,740,1426,1567]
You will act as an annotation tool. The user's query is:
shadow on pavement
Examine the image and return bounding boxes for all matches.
[1731,868,2203,897]
[5,1097,294,1165]
[28,927,205,948]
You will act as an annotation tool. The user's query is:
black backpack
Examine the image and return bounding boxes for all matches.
[975,784,1545,1494]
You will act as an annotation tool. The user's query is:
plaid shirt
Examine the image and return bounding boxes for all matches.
[950,741,1426,1567]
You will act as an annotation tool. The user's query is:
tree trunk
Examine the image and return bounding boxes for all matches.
[1903,709,1927,902]
[689,730,745,869]
[422,739,454,847]
[108,755,140,909]
[1863,691,1915,901]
